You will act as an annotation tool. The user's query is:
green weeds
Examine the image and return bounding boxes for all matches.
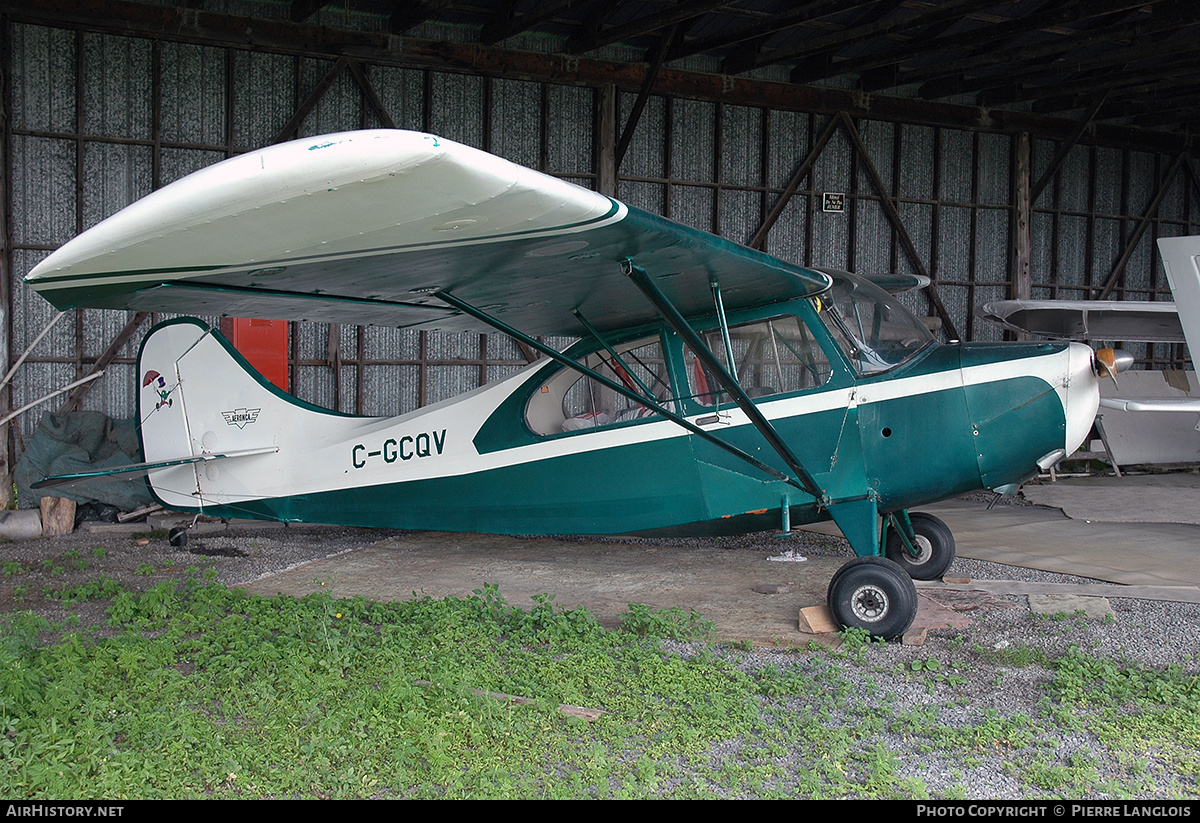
[617,602,715,640]
[0,579,1195,799]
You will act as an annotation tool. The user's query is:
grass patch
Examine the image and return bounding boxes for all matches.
[0,582,1197,799]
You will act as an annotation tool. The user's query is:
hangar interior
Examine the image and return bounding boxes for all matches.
[3,0,1200,500]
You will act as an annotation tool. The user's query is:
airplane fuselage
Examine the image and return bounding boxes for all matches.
[136,284,1098,555]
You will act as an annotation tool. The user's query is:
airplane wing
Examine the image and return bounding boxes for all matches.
[1099,397,1200,412]
[982,238,1200,454]
[861,272,930,295]
[981,236,1200,353]
[25,130,830,337]
[977,299,1184,343]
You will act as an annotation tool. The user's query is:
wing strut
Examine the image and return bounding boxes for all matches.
[433,289,804,490]
[621,259,824,499]
[570,308,658,402]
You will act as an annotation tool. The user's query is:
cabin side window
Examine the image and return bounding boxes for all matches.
[525,336,676,435]
[683,314,832,407]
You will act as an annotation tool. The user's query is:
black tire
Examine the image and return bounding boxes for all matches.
[826,556,918,640]
[884,511,955,581]
[168,526,188,548]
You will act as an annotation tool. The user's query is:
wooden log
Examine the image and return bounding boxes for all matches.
[40,496,76,537]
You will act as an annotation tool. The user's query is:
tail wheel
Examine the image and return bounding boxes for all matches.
[884,511,955,581]
[827,556,918,640]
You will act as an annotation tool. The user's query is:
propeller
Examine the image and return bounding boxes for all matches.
[1095,347,1134,388]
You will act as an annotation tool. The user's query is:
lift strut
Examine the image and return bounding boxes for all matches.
[433,289,804,490]
[620,258,824,499]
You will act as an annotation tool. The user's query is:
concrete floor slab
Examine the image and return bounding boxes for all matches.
[242,532,851,647]
[1021,473,1200,526]
[239,475,1200,647]
[1027,593,1115,620]
[927,495,1200,588]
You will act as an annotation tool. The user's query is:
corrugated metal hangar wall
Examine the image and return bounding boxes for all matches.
[4,11,1200,473]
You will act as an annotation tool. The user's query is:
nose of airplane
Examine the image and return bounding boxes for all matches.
[961,340,1100,490]
[1061,341,1101,459]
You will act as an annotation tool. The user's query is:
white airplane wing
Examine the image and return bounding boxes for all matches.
[1100,397,1200,413]
[977,298,1184,343]
[25,129,830,338]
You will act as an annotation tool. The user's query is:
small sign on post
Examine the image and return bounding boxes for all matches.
[822,192,845,213]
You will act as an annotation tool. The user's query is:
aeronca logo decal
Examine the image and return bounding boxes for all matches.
[221,408,261,429]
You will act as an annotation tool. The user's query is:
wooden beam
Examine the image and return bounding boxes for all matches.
[748,114,841,251]
[666,0,875,63]
[983,53,1200,109]
[838,114,960,341]
[785,0,906,84]
[565,0,622,57]
[747,0,994,74]
[567,0,730,55]
[480,1,595,44]
[55,312,149,414]
[614,24,677,170]
[289,0,330,24]
[1186,154,1200,206]
[1033,74,1200,116]
[271,55,347,145]
[390,1,458,35]
[346,57,396,129]
[854,0,1149,92]
[1094,152,1186,300]
[1030,90,1110,203]
[1,13,13,501]
[4,0,1194,154]
[1013,133,1033,312]
[915,9,1185,101]
[595,84,617,197]
[478,0,525,44]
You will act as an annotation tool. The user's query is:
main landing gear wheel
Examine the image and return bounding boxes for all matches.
[884,511,955,581]
[827,556,918,640]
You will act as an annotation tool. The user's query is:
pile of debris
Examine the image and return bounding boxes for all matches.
[7,410,159,539]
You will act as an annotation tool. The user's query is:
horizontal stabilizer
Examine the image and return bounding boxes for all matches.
[31,446,279,490]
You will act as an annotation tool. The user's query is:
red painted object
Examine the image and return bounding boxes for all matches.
[220,317,289,391]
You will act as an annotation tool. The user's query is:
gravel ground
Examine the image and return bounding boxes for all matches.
[2,509,1198,799]
[0,522,397,630]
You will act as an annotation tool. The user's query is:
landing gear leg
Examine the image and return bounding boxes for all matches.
[883,510,955,581]
[826,499,919,639]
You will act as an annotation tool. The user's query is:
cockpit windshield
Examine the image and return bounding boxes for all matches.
[813,271,936,375]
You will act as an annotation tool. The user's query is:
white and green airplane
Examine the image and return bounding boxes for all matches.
[26,130,1109,638]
